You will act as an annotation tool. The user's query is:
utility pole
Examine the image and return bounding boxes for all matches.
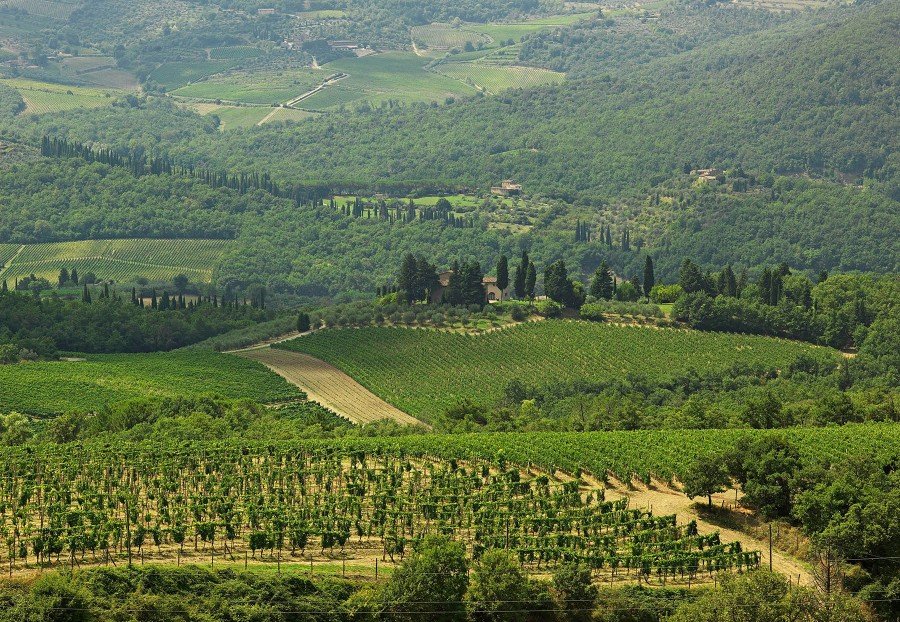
[769,524,773,572]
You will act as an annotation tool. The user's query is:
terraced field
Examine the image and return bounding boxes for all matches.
[0,238,234,283]
[0,350,302,416]
[279,322,840,422]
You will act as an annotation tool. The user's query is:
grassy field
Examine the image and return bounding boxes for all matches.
[0,350,302,416]
[0,238,234,284]
[436,62,564,93]
[0,77,114,115]
[208,105,273,130]
[465,13,594,45]
[173,68,323,105]
[149,60,239,91]
[263,106,318,124]
[300,52,475,110]
[279,322,839,422]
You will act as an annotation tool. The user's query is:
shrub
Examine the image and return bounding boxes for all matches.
[534,300,562,317]
[650,284,683,304]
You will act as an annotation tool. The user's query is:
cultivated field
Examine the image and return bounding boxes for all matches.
[411,23,491,50]
[0,424,895,577]
[0,350,301,415]
[149,60,239,91]
[299,52,475,110]
[0,0,78,19]
[0,78,114,115]
[235,347,425,426]
[173,68,323,105]
[0,238,235,283]
[279,322,839,422]
[436,62,564,93]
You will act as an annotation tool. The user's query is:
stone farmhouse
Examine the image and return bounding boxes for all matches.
[491,179,523,197]
[430,271,511,305]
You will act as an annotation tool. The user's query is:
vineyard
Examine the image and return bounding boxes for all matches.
[2,424,896,579]
[410,23,491,50]
[0,78,114,115]
[279,322,839,422]
[0,0,78,20]
[173,68,322,105]
[0,350,301,415]
[0,443,760,582]
[208,46,263,60]
[0,238,235,284]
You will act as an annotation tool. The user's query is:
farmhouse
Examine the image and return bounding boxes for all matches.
[430,270,511,304]
[692,168,723,182]
[491,179,523,197]
[328,40,360,51]
[257,8,276,15]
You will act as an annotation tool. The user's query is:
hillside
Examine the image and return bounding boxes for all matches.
[176,1,899,198]
[278,322,838,422]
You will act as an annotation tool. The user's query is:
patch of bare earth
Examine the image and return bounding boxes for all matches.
[233,347,426,427]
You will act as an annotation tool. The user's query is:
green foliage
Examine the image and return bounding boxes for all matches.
[667,571,873,622]
[0,290,272,355]
[377,535,469,621]
[681,452,731,507]
[468,550,533,622]
[552,562,596,622]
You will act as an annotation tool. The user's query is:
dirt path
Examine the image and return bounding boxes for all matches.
[256,107,281,126]
[604,478,813,587]
[233,347,427,427]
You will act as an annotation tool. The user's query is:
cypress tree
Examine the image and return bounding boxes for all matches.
[82,284,91,304]
[496,255,509,296]
[589,261,614,300]
[514,250,528,299]
[71,268,79,285]
[525,262,537,299]
[643,256,655,298]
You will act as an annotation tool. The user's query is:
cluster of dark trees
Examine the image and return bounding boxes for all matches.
[0,289,274,355]
[341,196,475,228]
[673,262,897,351]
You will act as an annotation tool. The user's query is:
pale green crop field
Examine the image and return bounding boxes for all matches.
[300,52,475,110]
[149,60,239,90]
[0,239,234,283]
[0,78,114,114]
[437,62,564,93]
[174,68,323,105]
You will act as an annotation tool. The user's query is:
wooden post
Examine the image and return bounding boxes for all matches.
[342,557,346,577]
[375,558,378,580]
[769,524,773,572]
[125,500,132,568]
[245,550,248,570]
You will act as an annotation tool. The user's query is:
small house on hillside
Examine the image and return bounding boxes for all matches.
[692,168,723,182]
[257,8,276,15]
[491,180,523,197]
[430,271,511,304]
